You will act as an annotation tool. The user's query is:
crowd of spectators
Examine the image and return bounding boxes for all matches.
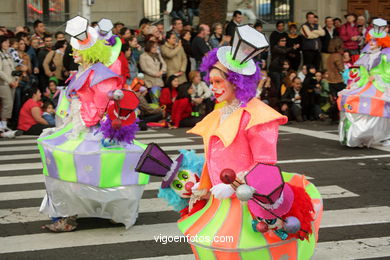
[0,9,388,137]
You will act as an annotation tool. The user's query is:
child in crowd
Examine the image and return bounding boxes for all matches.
[257,71,271,100]
[281,70,297,96]
[298,64,307,81]
[313,71,330,120]
[43,78,60,107]
[170,84,203,129]
[160,75,179,115]
[9,38,24,66]
[135,85,165,131]
[343,51,353,69]
[188,71,214,116]
[42,102,55,127]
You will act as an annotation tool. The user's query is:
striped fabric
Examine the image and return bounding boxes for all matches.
[177,172,323,260]
[338,82,390,118]
[37,123,150,188]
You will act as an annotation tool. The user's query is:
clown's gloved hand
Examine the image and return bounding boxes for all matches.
[210,183,235,199]
[191,182,208,198]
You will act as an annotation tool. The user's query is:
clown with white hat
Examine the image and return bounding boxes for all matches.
[38,15,148,232]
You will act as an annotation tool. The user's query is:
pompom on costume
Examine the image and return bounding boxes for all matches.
[173,25,323,259]
[38,16,149,230]
[338,18,390,147]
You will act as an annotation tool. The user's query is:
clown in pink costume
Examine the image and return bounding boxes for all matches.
[38,16,149,232]
[176,25,323,259]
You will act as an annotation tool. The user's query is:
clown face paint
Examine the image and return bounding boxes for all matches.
[170,170,197,198]
[209,69,235,103]
[257,217,284,231]
[73,50,83,64]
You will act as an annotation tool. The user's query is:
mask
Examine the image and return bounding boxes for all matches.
[170,170,198,198]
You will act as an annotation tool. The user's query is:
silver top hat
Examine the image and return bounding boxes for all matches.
[369,18,388,39]
[96,18,114,40]
[216,25,269,75]
[65,16,98,50]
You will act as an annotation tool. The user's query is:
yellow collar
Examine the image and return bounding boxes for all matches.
[187,98,287,148]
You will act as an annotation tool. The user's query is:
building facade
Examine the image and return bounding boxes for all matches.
[0,0,389,31]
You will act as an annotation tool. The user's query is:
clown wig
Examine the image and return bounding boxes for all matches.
[77,40,112,65]
[158,150,205,212]
[200,48,262,105]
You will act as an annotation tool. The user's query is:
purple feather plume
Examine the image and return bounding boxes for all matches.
[98,118,139,144]
[200,48,262,105]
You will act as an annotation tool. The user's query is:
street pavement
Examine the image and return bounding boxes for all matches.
[0,121,389,260]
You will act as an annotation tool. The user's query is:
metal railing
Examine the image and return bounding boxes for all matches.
[255,0,293,23]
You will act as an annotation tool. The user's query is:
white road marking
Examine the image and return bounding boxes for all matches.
[321,206,390,228]
[0,190,380,225]
[280,125,390,152]
[1,153,389,172]
[278,154,390,164]
[313,236,390,260]
[0,153,41,161]
[0,197,172,224]
[319,185,358,199]
[0,184,341,202]
[279,125,339,141]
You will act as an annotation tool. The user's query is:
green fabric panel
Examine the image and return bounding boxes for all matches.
[37,143,48,176]
[281,172,295,182]
[305,183,321,199]
[239,203,271,259]
[177,196,214,233]
[108,38,122,66]
[297,232,316,260]
[133,140,147,149]
[195,246,216,260]
[56,94,70,119]
[197,199,231,246]
[133,140,149,185]
[53,134,84,182]
[100,151,125,187]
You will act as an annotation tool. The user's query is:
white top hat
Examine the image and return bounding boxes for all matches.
[96,18,114,41]
[216,25,269,75]
[65,16,98,50]
[369,18,388,39]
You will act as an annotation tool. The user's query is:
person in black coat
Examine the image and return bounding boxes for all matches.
[269,36,298,92]
[320,16,339,70]
[191,27,211,69]
[269,21,288,48]
[301,66,317,120]
[286,23,302,71]
[225,10,242,41]
[63,43,78,73]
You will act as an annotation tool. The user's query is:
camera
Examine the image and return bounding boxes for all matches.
[11,71,23,77]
